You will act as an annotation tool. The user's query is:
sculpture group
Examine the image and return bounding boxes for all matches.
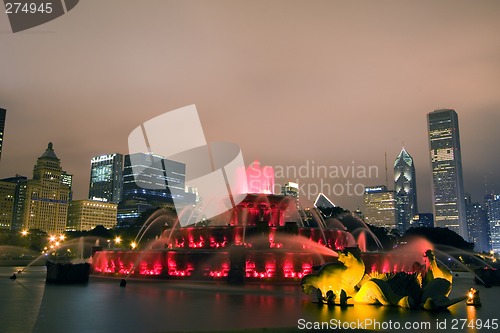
[301,248,466,311]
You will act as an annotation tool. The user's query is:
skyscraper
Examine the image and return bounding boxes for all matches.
[0,180,16,229]
[465,195,490,253]
[118,152,189,227]
[394,147,418,232]
[427,109,467,240]
[88,154,123,203]
[0,108,6,162]
[282,182,300,198]
[121,153,186,203]
[364,185,397,229]
[0,175,27,230]
[62,171,73,201]
[485,194,500,253]
[21,143,71,234]
[410,213,434,228]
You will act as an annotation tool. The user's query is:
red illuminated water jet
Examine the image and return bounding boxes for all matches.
[246,160,274,194]
[91,161,426,283]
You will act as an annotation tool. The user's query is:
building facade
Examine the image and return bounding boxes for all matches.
[410,213,434,228]
[67,200,118,231]
[121,153,186,203]
[118,153,188,227]
[485,194,500,253]
[0,175,27,230]
[0,180,16,229]
[21,143,71,235]
[12,176,27,231]
[0,108,5,162]
[364,185,397,228]
[282,182,299,198]
[394,147,418,232]
[465,195,490,253]
[88,153,123,203]
[427,109,467,239]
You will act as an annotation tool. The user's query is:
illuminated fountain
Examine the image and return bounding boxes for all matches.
[92,161,358,282]
[91,158,474,310]
[300,241,472,311]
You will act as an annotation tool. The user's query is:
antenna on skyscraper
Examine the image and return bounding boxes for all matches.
[484,175,488,195]
[384,152,388,188]
[492,172,495,195]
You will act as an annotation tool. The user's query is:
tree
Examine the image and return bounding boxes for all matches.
[403,227,474,251]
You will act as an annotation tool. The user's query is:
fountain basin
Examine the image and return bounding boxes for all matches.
[474,267,500,286]
[46,261,90,284]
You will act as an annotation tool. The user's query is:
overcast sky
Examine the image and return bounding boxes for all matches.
[1,0,499,212]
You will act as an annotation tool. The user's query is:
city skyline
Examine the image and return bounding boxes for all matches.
[1,1,500,212]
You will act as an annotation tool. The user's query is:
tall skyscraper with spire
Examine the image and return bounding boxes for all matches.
[427,109,467,239]
[394,147,418,231]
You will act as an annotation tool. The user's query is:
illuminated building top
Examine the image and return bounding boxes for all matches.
[427,109,467,239]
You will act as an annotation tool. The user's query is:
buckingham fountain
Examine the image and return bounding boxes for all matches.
[5,164,496,333]
[89,162,477,311]
[92,161,357,282]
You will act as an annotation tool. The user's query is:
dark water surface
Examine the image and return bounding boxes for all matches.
[0,267,498,333]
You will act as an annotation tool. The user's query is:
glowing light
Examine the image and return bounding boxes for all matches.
[49,235,56,242]
[91,192,358,282]
[246,160,274,194]
[59,235,65,241]
[115,236,121,244]
[21,230,28,236]
[466,287,481,306]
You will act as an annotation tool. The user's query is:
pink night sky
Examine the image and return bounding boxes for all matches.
[1,0,500,212]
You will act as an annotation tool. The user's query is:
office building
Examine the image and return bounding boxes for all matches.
[62,171,73,201]
[485,194,500,253]
[313,192,335,210]
[118,152,190,227]
[0,175,27,230]
[67,199,118,231]
[0,180,16,229]
[465,195,490,253]
[0,108,5,162]
[89,154,123,203]
[410,213,434,229]
[116,202,154,228]
[121,153,186,203]
[11,176,27,231]
[21,143,71,234]
[364,185,397,228]
[282,182,300,198]
[427,109,467,239]
[394,147,418,232]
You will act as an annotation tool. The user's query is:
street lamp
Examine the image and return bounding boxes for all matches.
[21,230,28,236]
